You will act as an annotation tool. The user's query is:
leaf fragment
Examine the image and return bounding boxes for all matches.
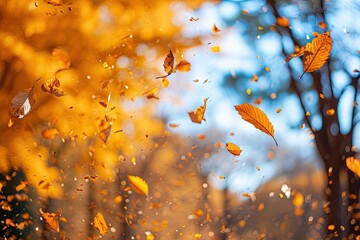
[174,60,191,72]
[346,156,360,177]
[156,50,174,79]
[212,24,221,33]
[234,104,278,146]
[127,175,149,196]
[94,212,108,236]
[225,142,242,156]
[99,116,113,143]
[188,98,208,124]
[40,209,60,232]
[285,46,306,62]
[189,17,199,21]
[210,45,221,52]
[41,78,65,97]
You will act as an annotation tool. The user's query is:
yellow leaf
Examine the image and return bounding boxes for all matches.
[225,142,242,156]
[94,212,108,236]
[174,60,191,72]
[246,88,251,95]
[210,45,221,52]
[235,104,278,146]
[188,98,208,124]
[127,175,149,196]
[302,32,332,77]
[346,156,360,177]
[161,78,169,88]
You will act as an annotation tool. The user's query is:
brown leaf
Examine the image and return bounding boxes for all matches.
[188,98,208,124]
[285,46,305,62]
[235,104,278,146]
[301,32,332,77]
[226,142,242,156]
[127,175,149,196]
[174,60,191,72]
[99,116,112,143]
[94,212,108,236]
[52,48,70,71]
[41,78,65,97]
[189,17,199,21]
[156,50,174,79]
[10,78,40,119]
[143,88,159,100]
[40,209,60,232]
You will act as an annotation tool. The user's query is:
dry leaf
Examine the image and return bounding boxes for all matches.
[127,175,149,196]
[99,116,112,143]
[161,78,169,88]
[212,24,221,33]
[226,142,242,156]
[40,209,60,232]
[189,17,199,21]
[301,32,332,77]
[276,16,290,27]
[318,22,327,29]
[210,45,221,52]
[94,212,108,236]
[235,104,278,146]
[41,128,59,140]
[326,108,335,116]
[188,98,208,124]
[143,88,159,100]
[156,50,174,79]
[174,60,191,72]
[250,74,258,82]
[169,123,180,128]
[45,0,63,6]
[285,46,305,62]
[10,78,40,119]
[276,108,282,113]
[52,48,70,71]
[41,78,65,97]
[346,156,360,177]
[264,66,271,72]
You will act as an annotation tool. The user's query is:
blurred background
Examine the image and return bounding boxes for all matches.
[0,0,359,239]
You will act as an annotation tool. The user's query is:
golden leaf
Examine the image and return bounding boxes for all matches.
[99,116,112,143]
[225,142,242,156]
[302,32,332,77]
[210,46,221,52]
[235,104,278,146]
[250,74,258,82]
[264,66,271,72]
[127,175,149,196]
[188,98,208,124]
[41,78,65,97]
[174,60,191,72]
[156,50,174,79]
[94,212,108,236]
[346,156,360,177]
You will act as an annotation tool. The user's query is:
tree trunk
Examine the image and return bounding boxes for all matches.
[347,170,360,239]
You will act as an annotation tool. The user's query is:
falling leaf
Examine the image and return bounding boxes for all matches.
[226,142,242,156]
[41,78,65,97]
[256,166,260,171]
[212,24,221,33]
[156,50,174,79]
[52,48,70,71]
[41,128,59,140]
[189,17,199,21]
[210,45,221,52]
[246,88,251,95]
[326,108,335,116]
[346,156,360,177]
[99,116,113,143]
[174,60,191,72]
[292,192,304,207]
[94,212,108,236]
[242,192,256,201]
[301,32,332,77]
[276,108,282,113]
[45,0,63,6]
[161,78,169,88]
[188,98,208,124]
[169,123,180,128]
[250,74,258,82]
[218,176,226,180]
[235,104,278,146]
[143,88,159,100]
[254,97,263,105]
[10,78,40,119]
[276,16,290,27]
[127,175,149,196]
[40,209,60,232]
[318,22,327,29]
[264,66,271,72]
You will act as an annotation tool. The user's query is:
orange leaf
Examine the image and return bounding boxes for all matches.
[285,46,305,62]
[94,212,108,236]
[40,209,60,232]
[276,16,290,27]
[235,104,278,146]
[346,156,360,177]
[301,32,332,77]
[127,175,149,196]
[41,128,59,140]
[99,116,112,143]
[326,108,335,116]
[174,60,191,72]
[156,50,174,79]
[41,78,65,97]
[212,24,221,33]
[318,22,327,29]
[188,98,208,124]
[226,142,242,156]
